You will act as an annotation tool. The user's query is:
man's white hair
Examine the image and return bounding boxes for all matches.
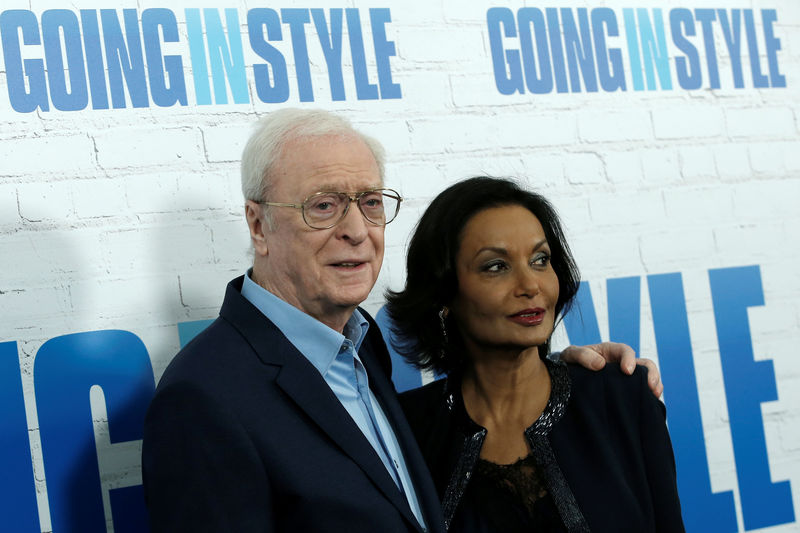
[240,108,386,205]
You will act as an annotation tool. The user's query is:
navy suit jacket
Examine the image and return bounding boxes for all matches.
[142,276,445,533]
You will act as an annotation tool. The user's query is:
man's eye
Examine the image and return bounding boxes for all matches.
[308,196,340,213]
[360,194,384,210]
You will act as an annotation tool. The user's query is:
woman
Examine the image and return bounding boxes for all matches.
[387,177,684,532]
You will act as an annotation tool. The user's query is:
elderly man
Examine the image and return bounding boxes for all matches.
[142,109,658,532]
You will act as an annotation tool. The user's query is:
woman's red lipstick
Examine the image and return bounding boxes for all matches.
[507,308,545,326]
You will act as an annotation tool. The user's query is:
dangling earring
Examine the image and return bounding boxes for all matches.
[438,307,449,344]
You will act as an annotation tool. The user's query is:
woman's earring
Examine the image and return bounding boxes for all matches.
[438,307,449,343]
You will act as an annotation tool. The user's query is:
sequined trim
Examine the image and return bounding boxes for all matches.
[439,359,591,532]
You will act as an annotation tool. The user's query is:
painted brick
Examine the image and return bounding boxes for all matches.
[652,105,725,139]
[176,171,240,212]
[0,184,19,226]
[94,127,203,170]
[713,222,785,264]
[397,27,485,64]
[602,151,643,185]
[712,142,753,181]
[641,148,681,184]
[663,186,734,224]
[749,141,788,175]
[124,173,181,214]
[101,224,215,275]
[579,110,653,143]
[639,228,716,271]
[589,190,665,227]
[678,146,718,180]
[72,179,128,219]
[726,107,797,138]
[209,218,252,267]
[202,124,251,163]
[563,152,606,185]
[17,181,75,222]
[178,271,236,309]
[0,135,95,176]
[731,179,800,223]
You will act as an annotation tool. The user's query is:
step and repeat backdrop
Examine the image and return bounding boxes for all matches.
[1,1,798,531]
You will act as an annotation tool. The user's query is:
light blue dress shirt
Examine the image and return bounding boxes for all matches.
[241,272,427,530]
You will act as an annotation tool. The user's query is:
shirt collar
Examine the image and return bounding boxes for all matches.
[241,270,369,376]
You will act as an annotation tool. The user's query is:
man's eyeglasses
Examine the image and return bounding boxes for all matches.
[259,188,403,230]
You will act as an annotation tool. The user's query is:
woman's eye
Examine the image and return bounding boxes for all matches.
[483,261,507,273]
[532,253,551,266]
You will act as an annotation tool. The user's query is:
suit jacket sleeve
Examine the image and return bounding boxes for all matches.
[142,381,273,532]
[638,373,685,532]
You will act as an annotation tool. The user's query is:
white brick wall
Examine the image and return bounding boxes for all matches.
[1,0,799,531]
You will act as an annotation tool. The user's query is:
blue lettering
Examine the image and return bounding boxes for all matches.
[623,9,644,91]
[374,307,424,393]
[694,10,720,89]
[562,282,602,345]
[670,9,702,90]
[761,10,786,88]
[204,8,249,104]
[185,9,211,105]
[79,10,109,109]
[370,8,401,99]
[248,8,290,104]
[563,277,640,353]
[34,330,155,531]
[100,9,149,108]
[142,8,187,107]
[517,8,553,94]
[177,319,214,348]
[744,10,769,88]
[717,10,744,89]
[591,8,625,92]
[346,9,379,100]
[560,8,597,92]
[0,342,39,532]
[486,8,524,95]
[607,277,641,355]
[41,10,87,111]
[0,10,49,112]
[282,8,314,102]
[648,273,738,532]
[637,8,672,90]
[312,9,345,101]
[709,266,795,529]
[545,8,568,93]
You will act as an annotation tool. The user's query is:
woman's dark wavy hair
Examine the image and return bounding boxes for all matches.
[385,176,580,375]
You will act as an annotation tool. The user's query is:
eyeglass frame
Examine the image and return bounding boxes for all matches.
[257,188,403,230]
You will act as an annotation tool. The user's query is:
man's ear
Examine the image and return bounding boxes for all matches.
[245,200,270,257]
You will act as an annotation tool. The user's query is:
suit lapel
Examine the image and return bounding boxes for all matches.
[274,356,421,529]
[360,323,446,533]
[219,279,422,531]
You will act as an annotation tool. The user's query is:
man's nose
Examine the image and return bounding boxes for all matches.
[336,200,369,242]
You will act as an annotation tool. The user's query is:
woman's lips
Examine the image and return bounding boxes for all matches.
[507,308,545,326]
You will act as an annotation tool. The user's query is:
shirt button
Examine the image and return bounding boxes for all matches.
[393,459,400,469]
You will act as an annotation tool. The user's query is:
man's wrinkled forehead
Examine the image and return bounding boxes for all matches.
[272,134,382,190]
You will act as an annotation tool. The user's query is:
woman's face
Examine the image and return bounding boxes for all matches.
[450,205,560,358]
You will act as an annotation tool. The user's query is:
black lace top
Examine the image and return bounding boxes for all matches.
[445,359,589,532]
[449,453,565,532]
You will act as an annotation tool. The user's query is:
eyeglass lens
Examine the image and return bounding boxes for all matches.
[303,191,399,228]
